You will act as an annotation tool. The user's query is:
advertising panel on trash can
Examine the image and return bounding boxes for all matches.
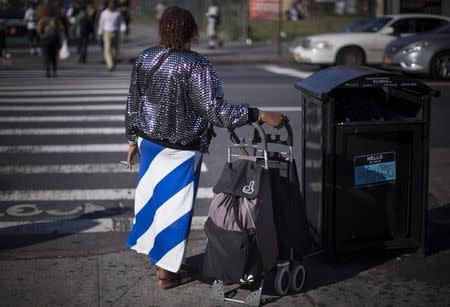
[354,152,396,187]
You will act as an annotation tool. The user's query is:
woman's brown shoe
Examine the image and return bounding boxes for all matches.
[156,267,193,290]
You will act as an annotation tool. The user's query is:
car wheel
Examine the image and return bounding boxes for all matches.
[336,47,365,66]
[431,51,450,80]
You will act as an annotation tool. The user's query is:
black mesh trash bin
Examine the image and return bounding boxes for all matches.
[295,66,440,255]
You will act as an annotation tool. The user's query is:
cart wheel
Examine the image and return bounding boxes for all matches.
[289,263,306,292]
[274,266,290,296]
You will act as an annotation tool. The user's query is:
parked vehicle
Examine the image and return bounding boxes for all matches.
[383,24,450,80]
[338,18,369,32]
[291,14,450,66]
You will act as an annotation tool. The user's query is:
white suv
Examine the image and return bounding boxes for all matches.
[291,14,450,66]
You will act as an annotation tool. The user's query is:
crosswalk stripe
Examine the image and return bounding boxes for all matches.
[0,216,208,233]
[0,115,123,122]
[0,144,128,153]
[259,64,313,79]
[0,89,128,96]
[0,128,123,135]
[0,85,129,90]
[0,105,125,111]
[0,96,126,103]
[0,162,208,174]
[0,188,214,201]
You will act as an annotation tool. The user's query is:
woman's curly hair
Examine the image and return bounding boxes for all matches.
[159,6,198,50]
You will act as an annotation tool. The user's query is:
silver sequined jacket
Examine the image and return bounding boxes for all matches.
[125,46,250,152]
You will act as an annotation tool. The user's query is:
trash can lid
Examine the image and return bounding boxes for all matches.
[295,66,440,100]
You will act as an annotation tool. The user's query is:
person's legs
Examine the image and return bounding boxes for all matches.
[51,51,58,77]
[43,50,51,78]
[110,32,119,69]
[103,32,114,70]
[79,37,88,63]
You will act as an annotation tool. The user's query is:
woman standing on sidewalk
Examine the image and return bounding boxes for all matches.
[124,6,284,290]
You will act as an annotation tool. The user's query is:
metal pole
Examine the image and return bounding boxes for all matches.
[277,0,282,56]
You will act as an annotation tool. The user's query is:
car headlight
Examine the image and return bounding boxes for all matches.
[310,41,332,50]
[402,40,432,55]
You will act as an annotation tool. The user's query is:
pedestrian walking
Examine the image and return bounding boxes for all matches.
[97,0,125,71]
[24,2,39,56]
[205,1,221,49]
[0,19,9,59]
[124,6,285,290]
[120,2,131,43]
[37,5,61,78]
[71,1,89,63]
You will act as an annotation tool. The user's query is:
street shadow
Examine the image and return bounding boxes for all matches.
[0,207,127,251]
[426,202,450,255]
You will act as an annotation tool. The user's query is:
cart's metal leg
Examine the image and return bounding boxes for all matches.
[243,280,264,307]
[211,280,225,301]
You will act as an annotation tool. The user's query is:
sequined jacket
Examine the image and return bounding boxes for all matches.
[125,46,251,152]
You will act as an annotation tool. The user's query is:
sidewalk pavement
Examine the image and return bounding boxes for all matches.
[1,22,449,307]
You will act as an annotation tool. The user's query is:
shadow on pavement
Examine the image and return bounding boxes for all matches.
[0,207,126,252]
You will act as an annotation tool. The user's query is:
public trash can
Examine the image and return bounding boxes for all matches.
[295,66,440,255]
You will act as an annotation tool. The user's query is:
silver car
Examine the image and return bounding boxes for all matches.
[384,24,450,80]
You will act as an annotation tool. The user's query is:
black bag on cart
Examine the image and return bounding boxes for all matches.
[203,159,279,284]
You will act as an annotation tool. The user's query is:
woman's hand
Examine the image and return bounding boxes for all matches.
[127,144,138,170]
[260,111,285,128]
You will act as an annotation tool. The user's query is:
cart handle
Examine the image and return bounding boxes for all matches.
[253,116,293,147]
[229,122,268,151]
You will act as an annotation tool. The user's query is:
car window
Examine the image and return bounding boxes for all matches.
[358,17,392,33]
[416,18,448,32]
[435,24,450,34]
[391,18,417,35]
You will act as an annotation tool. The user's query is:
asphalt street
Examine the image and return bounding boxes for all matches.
[0,62,305,238]
[1,53,450,306]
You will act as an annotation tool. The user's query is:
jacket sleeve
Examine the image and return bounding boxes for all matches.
[125,59,140,144]
[188,60,249,129]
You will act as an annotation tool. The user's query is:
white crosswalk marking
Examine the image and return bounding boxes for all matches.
[0,67,213,234]
[0,104,125,111]
[0,115,123,122]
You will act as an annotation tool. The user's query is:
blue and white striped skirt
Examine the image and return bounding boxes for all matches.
[127,137,202,273]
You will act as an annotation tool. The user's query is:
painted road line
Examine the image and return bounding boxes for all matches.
[0,144,128,153]
[0,104,125,111]
[0,89,128,96]
[0,216,208,233]
[0,162,208,174]
[0,127,124,135]
[0,115,123,122]
[260,65,313,79]
[0,85,129,90]
[0,188,214,201]
[0,96,126,103]
[0,83,291,91]
[0,105,298,112]
[258,106,302,112]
